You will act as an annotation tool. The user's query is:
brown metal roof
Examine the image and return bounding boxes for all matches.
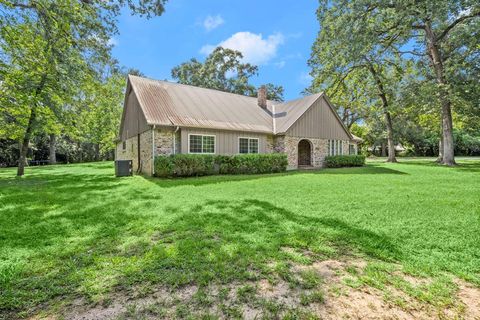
[127,75,352,138]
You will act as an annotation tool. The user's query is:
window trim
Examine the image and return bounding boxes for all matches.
[238,137,260,154]
[187,133,216,154]
[122,141,126,151]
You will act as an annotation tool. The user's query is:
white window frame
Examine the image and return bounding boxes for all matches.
[238,137,260,154]
[187,134,216,154]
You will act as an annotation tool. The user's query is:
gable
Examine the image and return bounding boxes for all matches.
[285,95,352,140]
[119,84,149,140]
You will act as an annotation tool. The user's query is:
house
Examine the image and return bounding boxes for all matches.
[116,75,360,175]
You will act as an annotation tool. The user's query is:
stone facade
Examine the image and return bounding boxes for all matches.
[116,127,179,175]
[273,135,351,169]
[117,126,356,175]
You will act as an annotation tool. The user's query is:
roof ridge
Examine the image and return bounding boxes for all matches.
[128,74,283,103]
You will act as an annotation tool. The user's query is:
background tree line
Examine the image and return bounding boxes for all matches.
[1,0,478,176]
[307,0,480,164]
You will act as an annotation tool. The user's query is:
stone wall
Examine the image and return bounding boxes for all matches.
[116,135,139,171]
[116,127,179,176]
[116,127,356,175]
[274,136,351,169]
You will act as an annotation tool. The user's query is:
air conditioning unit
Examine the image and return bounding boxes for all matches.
[115,160,132,177]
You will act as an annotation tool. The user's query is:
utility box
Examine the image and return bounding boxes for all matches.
[115,160,132,177]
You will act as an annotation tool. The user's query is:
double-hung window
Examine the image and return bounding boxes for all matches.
[239,137,259,154]
[189,134,215,154]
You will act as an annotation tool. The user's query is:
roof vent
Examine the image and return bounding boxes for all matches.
[257,85,267,109]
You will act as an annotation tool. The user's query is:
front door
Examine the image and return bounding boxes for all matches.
[298,140,311,166]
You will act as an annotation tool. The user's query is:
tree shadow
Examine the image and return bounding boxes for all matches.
[395,158,480,173]
[141,164,407,188]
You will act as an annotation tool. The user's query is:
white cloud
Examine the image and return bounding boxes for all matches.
[200,32,285,65]
[203,15,224,31]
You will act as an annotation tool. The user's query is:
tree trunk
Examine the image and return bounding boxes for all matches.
[49,134,56,164]
[17,108,36,176]
[425,23,455,166]
[436,129,444,163]
[17,74,47,176]
[381,142,387,157]
[94,143,100,161]
[367,62,397,162]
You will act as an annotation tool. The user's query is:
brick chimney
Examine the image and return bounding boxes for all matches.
[257,85,267,109]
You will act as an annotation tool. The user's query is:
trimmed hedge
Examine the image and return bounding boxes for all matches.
[154,153,288,177]
[324,155,365,168]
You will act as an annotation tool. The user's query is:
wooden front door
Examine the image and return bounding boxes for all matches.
[298,140,311,166]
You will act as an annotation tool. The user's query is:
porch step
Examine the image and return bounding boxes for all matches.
[298,165,316,170]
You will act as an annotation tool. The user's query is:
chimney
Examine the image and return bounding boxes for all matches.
[257,85,267,109]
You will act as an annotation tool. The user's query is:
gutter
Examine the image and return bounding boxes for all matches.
[152,125,155,176]
[173,126,179,154]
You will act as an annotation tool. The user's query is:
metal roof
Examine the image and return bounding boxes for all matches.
[128,75,349,136]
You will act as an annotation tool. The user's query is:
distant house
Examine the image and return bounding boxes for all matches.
[116,75,360,175]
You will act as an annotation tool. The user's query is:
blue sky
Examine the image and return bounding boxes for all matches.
[112,0,319,101]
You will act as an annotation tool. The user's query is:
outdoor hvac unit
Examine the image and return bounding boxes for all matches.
[115,160,133,177]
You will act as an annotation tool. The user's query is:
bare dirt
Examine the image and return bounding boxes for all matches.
[30,257,480,320]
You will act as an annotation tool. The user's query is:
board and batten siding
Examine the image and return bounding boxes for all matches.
[120,88,150,140]
[180,128,270,154]
[286,96,350,140]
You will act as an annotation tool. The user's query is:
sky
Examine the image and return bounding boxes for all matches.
[111,0,319,101]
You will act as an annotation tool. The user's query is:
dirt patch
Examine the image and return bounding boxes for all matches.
[456,280,480,320]
[31,258,480,320]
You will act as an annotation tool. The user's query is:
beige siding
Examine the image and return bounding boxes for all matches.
[286,96,350,140]
[180,128,272,154]
[120,89,149,140]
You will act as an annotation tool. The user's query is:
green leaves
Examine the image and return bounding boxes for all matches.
[171,47,285,101]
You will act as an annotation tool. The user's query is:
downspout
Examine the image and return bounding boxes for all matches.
[173,126,179,154]
[152,125,155,176]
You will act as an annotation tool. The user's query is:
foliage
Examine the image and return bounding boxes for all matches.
[1,159,479,317]
[216,154,288,174]
[154,153,288,177]
[0,0,167,175]
[324,155,366,168]
[154,154,216,177]
[172,47,284,101]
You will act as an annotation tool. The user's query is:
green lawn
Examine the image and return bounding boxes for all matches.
[0,158,479,319]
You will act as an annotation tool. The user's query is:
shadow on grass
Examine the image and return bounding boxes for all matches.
[142,164,407,188]
[393,159,480,173]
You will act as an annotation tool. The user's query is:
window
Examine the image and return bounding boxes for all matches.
[239,137,259,154]
[349,144,356,155]
[122,141,126,150]
[328,140,344,156]
[188,134,215,154]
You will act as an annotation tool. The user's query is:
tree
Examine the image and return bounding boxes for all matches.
[172,47,285,101]
[343,0,480,165]
[76,69,126,160]
[307,1,405,162]
[0,0,167,176]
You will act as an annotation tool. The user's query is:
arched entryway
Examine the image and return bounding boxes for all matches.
[298,139,312,166]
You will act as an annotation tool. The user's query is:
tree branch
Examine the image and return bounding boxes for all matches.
[436,10,480,42]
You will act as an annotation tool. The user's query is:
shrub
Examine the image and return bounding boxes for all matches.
[154,154,215,177]
[217,154,288,174]
[154,153,288,177]
[324,155,365,168]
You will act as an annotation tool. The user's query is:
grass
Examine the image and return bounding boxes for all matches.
[0,157,479,318]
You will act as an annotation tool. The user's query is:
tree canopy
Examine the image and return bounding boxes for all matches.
[0,0,167,174]
[172,47,285,101]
